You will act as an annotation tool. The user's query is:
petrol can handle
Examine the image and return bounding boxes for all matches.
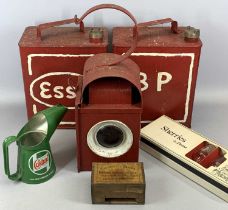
[75,3,139,66]
[3,136,21,181]
[36,16,85,40]
[137,18,179,33]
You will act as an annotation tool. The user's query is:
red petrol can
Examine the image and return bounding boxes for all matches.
[112,19,202,127]
[19,18,108,128]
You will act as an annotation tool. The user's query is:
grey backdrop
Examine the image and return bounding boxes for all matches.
[0,0,227,209]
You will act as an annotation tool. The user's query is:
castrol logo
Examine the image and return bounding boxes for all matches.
[30,72,82,110]
[34,155,48,171]
[29,150,52,175]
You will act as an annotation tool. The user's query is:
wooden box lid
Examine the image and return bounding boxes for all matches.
[92,162,145,184]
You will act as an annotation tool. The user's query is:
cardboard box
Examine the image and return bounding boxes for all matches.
[140,115,228,202]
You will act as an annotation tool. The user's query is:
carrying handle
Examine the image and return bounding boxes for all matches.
[38,4,138,66]
[76,4,138,66]
[74,76,83,106]
[67,75,83,106]
[3,136,21,181]
[137,18,179,33]
[37,16,85,40]
[67,75,83,107]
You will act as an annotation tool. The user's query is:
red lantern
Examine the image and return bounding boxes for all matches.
[74,4,142,171]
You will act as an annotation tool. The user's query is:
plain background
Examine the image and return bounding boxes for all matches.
[0,0,227,209]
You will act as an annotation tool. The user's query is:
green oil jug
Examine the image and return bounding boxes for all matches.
[3,104,67,184]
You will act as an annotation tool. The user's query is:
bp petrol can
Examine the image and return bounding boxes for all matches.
[113,20,202,127]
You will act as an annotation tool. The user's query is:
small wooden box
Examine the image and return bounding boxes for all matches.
[91,162,145,204]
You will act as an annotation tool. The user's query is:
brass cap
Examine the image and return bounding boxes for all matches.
[89,28,103,43]
[184,26,200,42]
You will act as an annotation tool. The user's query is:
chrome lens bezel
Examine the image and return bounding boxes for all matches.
[87,120,133,158]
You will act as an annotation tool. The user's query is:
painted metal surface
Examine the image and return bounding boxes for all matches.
[112,24,202,127]
[19,25,108,128]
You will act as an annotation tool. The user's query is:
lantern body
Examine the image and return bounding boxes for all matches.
[75,53,142,171]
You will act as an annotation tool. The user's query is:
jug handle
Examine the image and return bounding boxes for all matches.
[3,136,21,181]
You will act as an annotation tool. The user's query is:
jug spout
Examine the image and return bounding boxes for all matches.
[42,104,68,139]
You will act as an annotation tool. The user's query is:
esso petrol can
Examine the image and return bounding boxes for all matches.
[19,19,108,128]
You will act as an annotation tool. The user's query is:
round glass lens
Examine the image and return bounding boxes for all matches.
[96,125,124,148]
